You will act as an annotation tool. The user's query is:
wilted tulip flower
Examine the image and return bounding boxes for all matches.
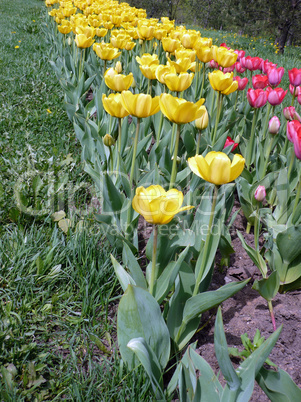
[254,186,266,202]
[132,185,193,224]
[288,68,301,87]
[268,116,281,134]
[247,88,268,108]
[188,152,245,185]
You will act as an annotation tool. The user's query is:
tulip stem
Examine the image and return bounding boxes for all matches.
[149,225,158,296]
[170,122,177,154]
[292,172,301,223]
[169,124,181,189]
[287,148,295,181]
[192,185,219,297]
[196,129,202,155]
[262,103,271,141]
[199,63,206,99]
[116,117,122,173]
[268,300,277,332]
[246,108,259,169]
[211,92,223,146]
[129,118,140,187]
[156,112,164,147]
[260,134,274,180]
[254,203,260,252]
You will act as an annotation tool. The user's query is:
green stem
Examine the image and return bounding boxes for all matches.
[170,122,177,154]
[109,147,114,172]
[268,300,277,331]
[246,108,259,169]
[169,124,181,189]
[129,117,140,186]
[287,148,295,181]
[195,59,199,94]
[292,173,301,222]
[262,103,272,141]
[192,185,219,296]
[149,225,158,295]
[103,60,107,77]
[260,134,274,180]
[234,90,238,110]
[291,92,296,106]
[212,92,223,145]
[246,221,252,234]
[199,63,206,99]
[156,112,164,147]
[116,117,122,173]
[196,129,202,155]
[254,203,260,252]
[210,88,215,117]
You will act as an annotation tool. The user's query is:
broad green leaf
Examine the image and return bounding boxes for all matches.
[276,225,301,265]
[127,337,165,400]
[252,271,280,301]
[117,285,170,370]
[237,231,267,277]
[256,367,301,402]
[122,243,147,289]
[102,173,124,214]
[111,255,136,292]
[214,307,241,392]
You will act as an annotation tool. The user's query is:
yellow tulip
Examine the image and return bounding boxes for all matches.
[195,46,213,63]
[208,70,238,95]
[121,91,160,118]
[75,26,95,38]
[102,93,129,118]
[138,24,155,40]
[110,35,129,49]
[136,53,159,66]
[132,185,193,224]
[155,65,177,84]
[93,43,121,60]
[167,57,196,73]
[195,108,209,129]
[159,93,205,124]
[58,24,72,35]
[193,37,212,49]
[175,48,196,63]
[162,37,181,54]
[181,32,200,49]
[153,28,167,40]
[95,28,108,37]
[164,72,194,92]
[124,41,136,51]
[74,34,95,48]
[188,152,245,185]
[216,47,238,68]
[104,68,133,92]
[139,64,158,80]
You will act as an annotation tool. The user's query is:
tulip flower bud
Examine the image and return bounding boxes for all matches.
[283,106,296,121]
[131,78,136,89]
[268,116,280,135]
[115,61,122,73]
[153,42,158,50]
[195,109,209,129]
[254,185,266,202]
[67,37,72,46]
[103,134,115,147]
[139,39,143,45]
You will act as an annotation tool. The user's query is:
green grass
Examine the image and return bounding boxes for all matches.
[0,0,153,399]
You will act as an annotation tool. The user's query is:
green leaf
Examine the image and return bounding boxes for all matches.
[237,231,267,277]
[111,255,136,292]
[127,337,165,400]
[252,271,280,301]
[122,243,147,289]
[256,367,301,402]
[276,225,301,265]
[102,173,125,214]
[117,285,170,370]
[214,307,241,392]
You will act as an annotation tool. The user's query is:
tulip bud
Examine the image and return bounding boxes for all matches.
[67,37,72,46]
[268,116,280,135]
[115,61,122,73]
[195,109,209,129]
[283,106,296,121]
[153,41,158,50]
[254,185,266,202]
[139,39,143,45]
[103,134,115,147]
[131,78,136,89]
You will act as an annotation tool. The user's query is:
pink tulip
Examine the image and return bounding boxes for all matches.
[289,84,301,96]
[223,65,235,73]
[254,185,266,202]
[298,93,301,105]
[287,120,301,143]
[247,88,268,108]
[283,106,301,122]
[288,68,301,87]
[242,56,263,71]
[235,62,246,74]
[267,67,285,87]
[252,74,269,89]
[267,87,287,106]
[234,50,245,61]
[292,125,301,159]
[208,59,219,69]
[234,76,248,90]
[268,116,281,134]
[261,60,277,74]
[224,136,238,151]
[220,42,231,50]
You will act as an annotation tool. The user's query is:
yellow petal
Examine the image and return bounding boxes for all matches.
[229,154,245,182]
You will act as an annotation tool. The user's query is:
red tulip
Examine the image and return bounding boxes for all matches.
[289,84,301,96]
[247,88,268,108]
[252,74,269,89]
[287,120,301,143]
[235,62,246,74]
[208,59,219,69]
[220,42,231,50]
[267,67,285,87]
[234,76,248,90]
[234,50,245,61]
[242,56,263,71]
[288,68,301,87]
[224,136,238,151]
[283,106,301,122]
[261,59,277,74]
[267,87,287,106]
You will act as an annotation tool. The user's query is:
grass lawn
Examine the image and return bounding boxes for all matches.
[0,0,153,399]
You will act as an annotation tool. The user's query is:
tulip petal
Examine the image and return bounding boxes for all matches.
[229,154,245,182]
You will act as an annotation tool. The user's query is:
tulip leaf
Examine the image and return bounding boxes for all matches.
[256,367,301,402]
[237,231,267,277]
[102,172,125,214]
[127,337,164,400]
[111,255,136,292]
[214,307,241,392]
[276,225,301,265]
[117,285,170,370]
[122,243,147,290]
[252,271,280,301]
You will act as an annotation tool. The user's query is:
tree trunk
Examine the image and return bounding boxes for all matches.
[277,19,291,54]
